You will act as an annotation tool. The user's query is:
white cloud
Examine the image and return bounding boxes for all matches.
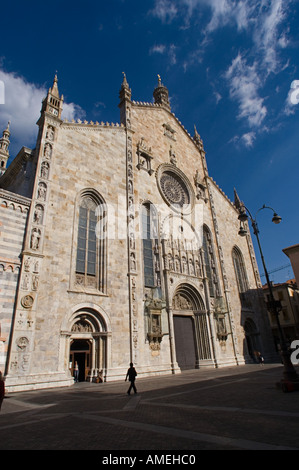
[241,131,256,147]
[150,0,178,23]
[0,69,84,157]
[149,43,177,65]
[149,44,166,55]
[203,0,256,33]
[253,0,289,74]
[225,53,267,127]
[285,80,299,115]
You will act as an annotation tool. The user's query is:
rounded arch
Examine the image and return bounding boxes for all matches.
[64,303,111,333]
[172,282,205,312]
[63,304,111,383]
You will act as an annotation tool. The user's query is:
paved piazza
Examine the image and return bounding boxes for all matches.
[1,364,299,453]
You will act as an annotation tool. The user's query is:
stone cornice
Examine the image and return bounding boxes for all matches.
[61,120,126,131]
[0,188,31,207]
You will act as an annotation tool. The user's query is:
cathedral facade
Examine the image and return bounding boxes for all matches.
[0,75,276,392]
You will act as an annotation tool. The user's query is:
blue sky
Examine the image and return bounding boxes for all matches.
[0,0,298,283]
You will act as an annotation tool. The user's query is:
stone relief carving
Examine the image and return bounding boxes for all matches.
[72,321,92,333]
[136,137,154,175]
[16,336,29,351]
[21,295,34,309]
[163,122,176,141]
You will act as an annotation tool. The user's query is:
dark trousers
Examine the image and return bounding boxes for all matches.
[127,380,137,394]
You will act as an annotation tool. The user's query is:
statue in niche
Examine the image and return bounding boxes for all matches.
[174,256,180,272]
[168,254,174,270]
[182,256,187,273]
[32,275,39,291]
[37,182,47,201]
[33,204,44,225]
[46,126,54,141]
[33,260,39,273]
[189,258,195,275]
[129,233,135,250]
[40,161,49,179]
[24,258,31,272]
[30,228,41,250]
[130,252,136,271]
[44,143,52,159]
[21,274,30,290]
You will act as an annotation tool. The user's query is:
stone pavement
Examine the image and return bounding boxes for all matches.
[1,364,299,453]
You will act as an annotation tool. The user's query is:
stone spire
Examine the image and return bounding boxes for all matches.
[153,75,171,111]
[119,73,132,127]
[234,188,243,211]
[119,72,132,104]
[193,125,203,150]
[0,121,10,176]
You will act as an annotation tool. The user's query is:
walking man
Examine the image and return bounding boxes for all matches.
[125,362,137,395]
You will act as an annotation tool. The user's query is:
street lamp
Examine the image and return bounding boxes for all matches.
[238,203,299,392]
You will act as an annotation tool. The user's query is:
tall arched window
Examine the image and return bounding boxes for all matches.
[232,246,250,307]
[141,203,159,288]
[75,191,106,292]
[202,226,219,297]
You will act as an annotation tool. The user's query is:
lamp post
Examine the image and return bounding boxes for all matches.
[238,204,299,392]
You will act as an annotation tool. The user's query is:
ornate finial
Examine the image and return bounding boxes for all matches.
[153,75,170,110]
[121,72,129,88]
[193,125,203,149]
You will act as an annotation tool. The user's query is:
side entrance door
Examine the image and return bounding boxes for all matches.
[69,339,91,382]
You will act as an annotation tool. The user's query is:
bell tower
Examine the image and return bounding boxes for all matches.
[0,121,10,176]
[40,74,64,120]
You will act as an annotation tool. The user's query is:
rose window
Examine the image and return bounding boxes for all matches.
[160,171,190,207]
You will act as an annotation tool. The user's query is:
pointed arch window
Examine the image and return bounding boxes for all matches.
[202,226,218,297]
[232,246,250,308]
[75,191,106,292]
[142,203,160,288]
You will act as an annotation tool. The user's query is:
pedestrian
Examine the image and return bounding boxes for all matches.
[256,351,264,366]
[0,371,5,411]
[125,362,137,395]
[74,361,79,382]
